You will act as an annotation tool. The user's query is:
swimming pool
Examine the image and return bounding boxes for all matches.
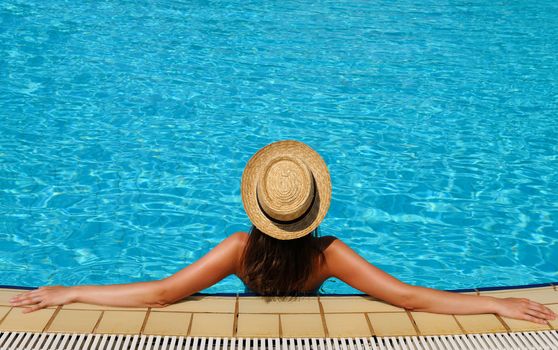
[0,0,557,294]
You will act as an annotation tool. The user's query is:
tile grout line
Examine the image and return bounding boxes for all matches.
[42,305,62,332]
[92,310,104,334]
[364,313,375,336]
[405,310,421,336]
[139,307,152,334]
[232,294,239,337]
[0,307,13,327]
[186,313,194,337]
[317,296,329,338]
[494,314,511,333]
[451,314,466,335]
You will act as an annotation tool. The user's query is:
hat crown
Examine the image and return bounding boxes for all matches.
[241,140,331,240]
[257,155,315,222]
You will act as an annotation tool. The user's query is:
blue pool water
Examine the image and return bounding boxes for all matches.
[0,1,557,294]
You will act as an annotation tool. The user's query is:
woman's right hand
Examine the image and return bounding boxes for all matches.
[10,286,76,313]
[494,297,556,325]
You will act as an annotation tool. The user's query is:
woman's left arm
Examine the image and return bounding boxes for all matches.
[10,232,247,313]
[324,238,556,324]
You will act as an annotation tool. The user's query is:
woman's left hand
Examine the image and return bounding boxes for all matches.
[9,286,75,313]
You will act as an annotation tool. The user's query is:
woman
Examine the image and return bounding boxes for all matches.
[10,140,556,325]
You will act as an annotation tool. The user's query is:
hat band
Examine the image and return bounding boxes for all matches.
[256,177,317,225]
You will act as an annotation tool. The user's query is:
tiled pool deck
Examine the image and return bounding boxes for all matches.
[0,284,557,338]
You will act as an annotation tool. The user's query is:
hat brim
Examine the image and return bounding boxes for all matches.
[241,140,331,240]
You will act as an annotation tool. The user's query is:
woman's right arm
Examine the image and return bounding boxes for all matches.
[324,238,556,324]
[10,232,248,313]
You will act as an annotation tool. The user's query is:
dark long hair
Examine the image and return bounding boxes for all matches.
[241,225,325,296]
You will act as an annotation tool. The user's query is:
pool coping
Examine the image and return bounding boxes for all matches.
[0,282,557,338]
[1,280,555,294]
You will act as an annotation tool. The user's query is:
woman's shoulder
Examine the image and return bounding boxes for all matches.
[316,235,340,251]
[229,231,250,249]
[230,231,250,241]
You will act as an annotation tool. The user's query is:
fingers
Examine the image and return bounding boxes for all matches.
[526,301,556,321]
[11,296,41,307]
[10,289,48,308]
[11,289,39,300]
[499,298,557,325]
[524,309,551,324]
[528,301,556,319]
[517,299,556,324]
[10,296,34,306]
[520,313,547,325]
[22,302,47,314]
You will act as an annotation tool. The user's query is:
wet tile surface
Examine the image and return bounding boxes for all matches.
[239,297,319,313]
[143,311,191,336]
[189,313,234,337]
[236,314,279,337]
[324,313,371,337]
[411,312,462,335]
[47,309,102,333]
[0,307,56,332]
[367,312,417,336]
[95,310,147,334]
[280,314,325,338]
[454,314,507,334]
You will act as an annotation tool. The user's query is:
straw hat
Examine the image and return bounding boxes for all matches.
[241,140,331,240]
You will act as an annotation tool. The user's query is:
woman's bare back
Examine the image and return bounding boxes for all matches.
[234,232,336,293]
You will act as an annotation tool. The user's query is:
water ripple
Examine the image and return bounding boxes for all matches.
[1,0,557,293]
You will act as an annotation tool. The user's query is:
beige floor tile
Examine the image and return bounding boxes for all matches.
[0,307,56,332]
[47,309,102,333]
[324,313,372,338]
[320,296,403,313]
[62,303,147,311]
[281,314,325,338]
[159,296,236,313]
[367,312,417,336]
[454,314,507,334]
[143,311,191,336]
[547,304,558,329]
[94,310,147,334]
[239,297,320,314]
[501,317,551,332]
[411,312,463,335]
[236,314,279,337]
[190,313,234,337]
[480,288,558,304]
